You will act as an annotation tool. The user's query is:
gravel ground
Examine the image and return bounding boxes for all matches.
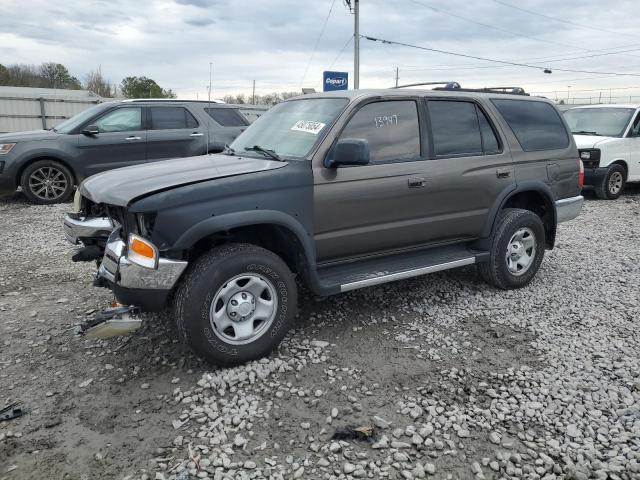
[1,186,639,480]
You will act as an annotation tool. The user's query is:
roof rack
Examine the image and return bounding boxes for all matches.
[392,81,461,90]
[393,82,529,96]
[433,85,529,96]
[121,98,227,104]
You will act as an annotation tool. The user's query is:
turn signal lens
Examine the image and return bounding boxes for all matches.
[578,159,584,191]
[127,234,158,269]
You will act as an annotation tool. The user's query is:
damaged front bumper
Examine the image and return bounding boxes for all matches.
[98,230,188,311]
[63,214,113,244]
[64,214,188,311]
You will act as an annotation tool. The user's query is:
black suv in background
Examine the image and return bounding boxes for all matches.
[65,87,584,366]
[0,100,250,204]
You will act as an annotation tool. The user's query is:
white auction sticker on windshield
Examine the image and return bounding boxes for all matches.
[291,120,326,135]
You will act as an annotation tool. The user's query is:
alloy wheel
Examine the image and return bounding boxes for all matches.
[28,166,68,201]
[505,227,537,276]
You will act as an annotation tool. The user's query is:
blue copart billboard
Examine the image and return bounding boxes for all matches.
[323,71,348,91]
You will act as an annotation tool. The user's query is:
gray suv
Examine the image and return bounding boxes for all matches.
[0,99,249,204]
[64,87,584,366]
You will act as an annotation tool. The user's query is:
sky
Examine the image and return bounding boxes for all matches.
[1,0,640,103]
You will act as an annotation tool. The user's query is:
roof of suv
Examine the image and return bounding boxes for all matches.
[567,103,640,110]
[294,88,551,103]
[120,99,238,107]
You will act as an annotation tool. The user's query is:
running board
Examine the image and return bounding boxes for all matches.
[317,245,487,294]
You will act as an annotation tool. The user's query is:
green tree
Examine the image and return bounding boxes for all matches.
[39,62,81,89]
[120,76,176,99]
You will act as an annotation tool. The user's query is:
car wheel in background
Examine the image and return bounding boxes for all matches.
[595,164,625,200]
[479,208,546,290]
[20,160,75,204]
[174,243,297,367]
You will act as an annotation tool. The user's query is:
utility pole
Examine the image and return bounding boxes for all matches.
[567,85,571,104]
[208,62,213,102]
[354,0,360,89]
[252,80,256,105]
[395,67,399,88]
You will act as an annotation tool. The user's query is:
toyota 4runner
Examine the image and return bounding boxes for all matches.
[64,88,584,366]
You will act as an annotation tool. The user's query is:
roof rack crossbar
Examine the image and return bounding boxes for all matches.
[392,81,460,90]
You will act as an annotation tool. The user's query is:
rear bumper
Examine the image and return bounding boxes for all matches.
[98,230,188,310]
[555,195,584,223]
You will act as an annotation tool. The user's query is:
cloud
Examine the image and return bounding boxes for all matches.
[0,0,639,101]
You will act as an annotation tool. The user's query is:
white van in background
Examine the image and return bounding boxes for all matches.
[564,104,640,199]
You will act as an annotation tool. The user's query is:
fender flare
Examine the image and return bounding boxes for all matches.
[481,181,557,246]
[172,209,317,267]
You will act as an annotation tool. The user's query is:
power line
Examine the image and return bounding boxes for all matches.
[490,0,639,39]
[530,85,640,95]
[300,0,338,88]
[328,35,354,69]
[408,0,584,53]
[398,47,640,73]
[362,35,640,77]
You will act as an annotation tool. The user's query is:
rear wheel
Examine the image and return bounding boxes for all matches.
[595,164,625,200]
[174,243,297,366]
[20,160,74,204]
[479,208,546,289]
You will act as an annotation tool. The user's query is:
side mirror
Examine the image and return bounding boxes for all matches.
[325,138,370,168]
[82,125,99,135]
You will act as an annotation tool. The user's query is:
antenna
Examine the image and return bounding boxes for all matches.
[207,61,212,155]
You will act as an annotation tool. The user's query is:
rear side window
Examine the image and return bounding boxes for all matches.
[339,100,421,163]
[492,99,569,151]
[429,101,482,156]
[428,101,501,157]
[150,107,198,130]
[205,108,249,127]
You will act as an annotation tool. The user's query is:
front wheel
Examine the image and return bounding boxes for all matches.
[595,164,625,200]
[479,208,546,290]
[20,160,74,204]
[174,243,297,367]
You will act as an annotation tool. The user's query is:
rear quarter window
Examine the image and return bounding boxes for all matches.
[205,107,249,127]
[492,99,569,151]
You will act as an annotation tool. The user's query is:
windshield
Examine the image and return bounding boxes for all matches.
[563,108,634,137]
[230,98,348,159]
[54,103,112,134]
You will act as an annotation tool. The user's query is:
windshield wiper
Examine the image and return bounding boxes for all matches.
[223,144,236,156]
[244,145,284,162]
[572,130,600,136]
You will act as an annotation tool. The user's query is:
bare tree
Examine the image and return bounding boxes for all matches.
[85,66,112,97]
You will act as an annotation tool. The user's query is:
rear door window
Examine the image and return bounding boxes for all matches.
[428,101,483,157]
[150,107,199,130]
[205,107,249,126]
[492,99,569,151]
[339,100,421,163]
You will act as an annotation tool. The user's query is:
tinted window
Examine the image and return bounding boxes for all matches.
[339,100,420,163]
[205,108,249,126]
[492,99,569,151]
[478,108,501,154]
[429,101,482,157]
[95,107,142,133]
[150,107,198,130]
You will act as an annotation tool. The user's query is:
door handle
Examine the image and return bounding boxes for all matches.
[496,169,511,179]
[408,177,426,188]
[190,132,204,137]
[125,136,141,141]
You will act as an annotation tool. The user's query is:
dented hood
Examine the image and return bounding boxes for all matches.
[80,154,286,206]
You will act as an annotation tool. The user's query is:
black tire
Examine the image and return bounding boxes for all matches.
[20,160,74,204]
[174,243,297,367]
[594,164,625,200]
[479,208,546,290]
